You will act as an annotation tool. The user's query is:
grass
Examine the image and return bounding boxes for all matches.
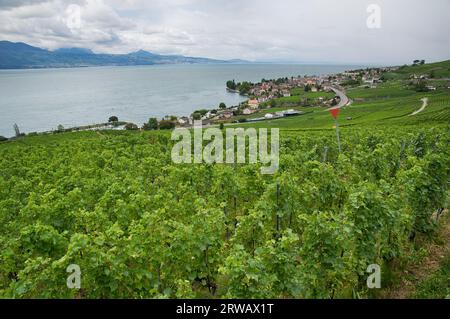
[394,60,450,79]
[413,253,450,299]
[259,90,335,108]
[230,90,449,130]
[347,81,416,100]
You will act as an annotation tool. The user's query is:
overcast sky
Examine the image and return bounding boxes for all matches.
[0,0,449,64]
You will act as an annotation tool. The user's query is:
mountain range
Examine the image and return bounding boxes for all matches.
[0,41,247,69]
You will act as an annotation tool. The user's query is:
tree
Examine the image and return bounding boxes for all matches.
[57,124,65,132]
[0,136,7,142]
[192,113,202,120]
[219,102,226,109]
[226,80,237,90]
[194,109,209,116]
[159,120,175,130]
[109,116,119,123]
[414,79,428,92]
[331,98,338,106]
[238,82,252,95]
[143,118,158,130]
[304,84,311,92]
[124,123,139,130]
[219,123,224,130]
[13,123,21,137]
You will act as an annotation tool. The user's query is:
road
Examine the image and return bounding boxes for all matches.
[328,87,350,110]
[410,98,429,116]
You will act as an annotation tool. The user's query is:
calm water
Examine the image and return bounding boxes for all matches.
[0,64,359,137]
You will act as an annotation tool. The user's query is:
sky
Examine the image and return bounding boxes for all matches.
[0,0,449,64]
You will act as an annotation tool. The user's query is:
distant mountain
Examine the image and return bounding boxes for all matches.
[0,41,246,69]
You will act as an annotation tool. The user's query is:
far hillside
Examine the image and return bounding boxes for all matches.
[232,60,450,130]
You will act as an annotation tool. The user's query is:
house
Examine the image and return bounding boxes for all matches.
[248,99,259,109]
[264,113,274,119]
[221,111,234,119]
[310,86,318,92]
[243,108,256,115]
[282,90,291,97]
[426,86,436,91]
[178,117,191,125]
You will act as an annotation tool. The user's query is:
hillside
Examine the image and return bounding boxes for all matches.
[0,60,449,299]
[233,60,450,130]
[0,41,240,69]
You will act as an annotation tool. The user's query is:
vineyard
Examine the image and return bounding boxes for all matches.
[0,126,448,298]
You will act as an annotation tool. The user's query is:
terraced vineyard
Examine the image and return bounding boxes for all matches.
[0,61,449,299]
[0,126,448,298]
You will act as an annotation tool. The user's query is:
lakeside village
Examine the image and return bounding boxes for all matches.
[167,65,395,127]
[6,63,440,141]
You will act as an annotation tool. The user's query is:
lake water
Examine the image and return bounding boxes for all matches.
[0,64,360,137]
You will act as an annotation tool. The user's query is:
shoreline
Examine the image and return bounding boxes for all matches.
[0,64,389,138]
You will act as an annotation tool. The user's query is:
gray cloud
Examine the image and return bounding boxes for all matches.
[0,0,48,9]
[0,0,449,64]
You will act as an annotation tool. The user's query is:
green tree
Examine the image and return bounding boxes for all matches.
[159,120,175,130]
[226,80,236,90]
[219,102,226,109]
[143,118,158,130]
[124,123,139,130]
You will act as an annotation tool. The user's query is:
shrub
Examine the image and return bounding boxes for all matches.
[143,118,158,130]
[159,120,176,130]
[124,123,139,130]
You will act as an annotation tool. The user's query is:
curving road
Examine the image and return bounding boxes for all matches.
[328,87,350,110]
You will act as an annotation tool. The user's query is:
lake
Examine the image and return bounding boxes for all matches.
[0,64,360,137]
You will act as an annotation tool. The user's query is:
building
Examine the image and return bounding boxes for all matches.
[248,99,259,109]
[282,90,291,97]
[221,111,234,119]
[178,117,191,125]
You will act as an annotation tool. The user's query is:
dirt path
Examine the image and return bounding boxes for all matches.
[382,212,450,299]
[410,97,429,116]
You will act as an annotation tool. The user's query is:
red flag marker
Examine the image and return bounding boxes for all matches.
[329,108,340,119]
[329,108,342,152]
